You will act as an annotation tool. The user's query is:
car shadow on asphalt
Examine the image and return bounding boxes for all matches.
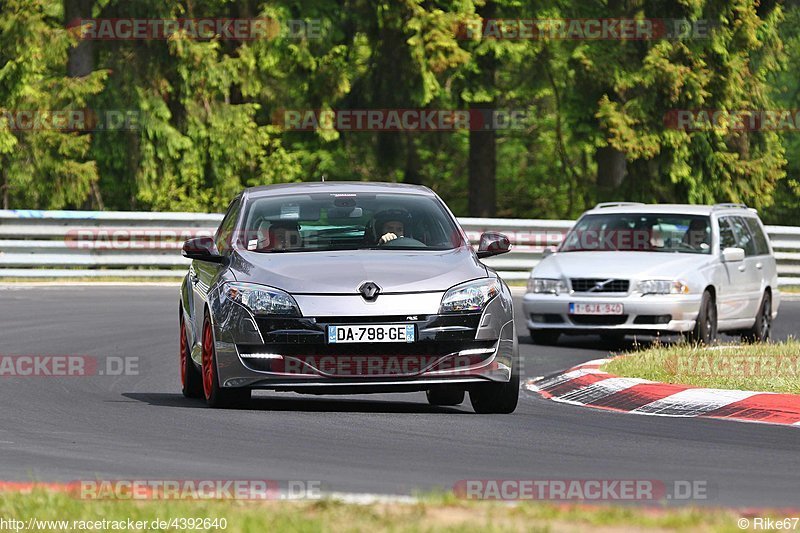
[121,392,469,414]
[519,333,670,353]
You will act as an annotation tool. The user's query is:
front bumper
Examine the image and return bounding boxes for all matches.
[523,291,703,334]
[210,296,515,390]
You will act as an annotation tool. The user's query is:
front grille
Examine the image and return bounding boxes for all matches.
[569,315,629,326]
[570,278,629,293]
[253,313,481,344]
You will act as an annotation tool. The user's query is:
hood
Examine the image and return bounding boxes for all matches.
[231,247,487,294]
[535,251,714,280]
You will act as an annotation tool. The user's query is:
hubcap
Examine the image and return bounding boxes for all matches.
[202,321,214,400]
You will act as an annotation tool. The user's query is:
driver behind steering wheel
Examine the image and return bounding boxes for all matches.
[373,209,412,245]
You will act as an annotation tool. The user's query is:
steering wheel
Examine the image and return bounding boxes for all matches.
[380,236,426,248]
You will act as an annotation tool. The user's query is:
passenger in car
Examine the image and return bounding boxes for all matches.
[683,219,711,250]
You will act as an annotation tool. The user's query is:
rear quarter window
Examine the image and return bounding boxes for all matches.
[743,217,771,256]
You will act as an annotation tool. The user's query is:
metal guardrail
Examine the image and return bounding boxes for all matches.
[0,210,799,286]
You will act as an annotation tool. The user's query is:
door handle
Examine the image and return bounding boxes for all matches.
[737,265,746,272]
[756,262,763,270]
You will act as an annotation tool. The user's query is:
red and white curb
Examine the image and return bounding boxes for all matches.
[524,358,800,427]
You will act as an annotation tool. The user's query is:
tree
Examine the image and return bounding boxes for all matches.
[0,0,105,209]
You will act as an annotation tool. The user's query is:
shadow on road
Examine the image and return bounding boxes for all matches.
[122,392,469,414]
[520,332,677,353]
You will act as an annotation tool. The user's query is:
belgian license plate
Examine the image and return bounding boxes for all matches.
[327,324,415,344]
[569,303,624,315]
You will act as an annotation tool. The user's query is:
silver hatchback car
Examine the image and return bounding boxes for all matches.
[179,182,519,413]
[524,203,780,345]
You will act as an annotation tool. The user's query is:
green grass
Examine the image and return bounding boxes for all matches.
[0,489,769,532]
[603,340,800,394]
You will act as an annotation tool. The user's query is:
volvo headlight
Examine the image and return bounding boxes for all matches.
[440,279,500,313]
[638,280,689,295]
[223,282,300,316]
[528,277,566,295]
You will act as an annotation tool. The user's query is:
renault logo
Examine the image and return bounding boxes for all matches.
[359,281,381,301]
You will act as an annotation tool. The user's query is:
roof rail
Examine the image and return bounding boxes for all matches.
[712,203,749,210]
[593,202,645,209]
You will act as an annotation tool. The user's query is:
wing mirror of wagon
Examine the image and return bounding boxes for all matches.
[721,247,745,263]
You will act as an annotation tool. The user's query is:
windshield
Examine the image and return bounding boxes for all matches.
[238,192,463,252]
[560,213,712,254]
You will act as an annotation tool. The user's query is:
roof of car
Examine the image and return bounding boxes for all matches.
[583,203,758,217]
[243,181,436,197]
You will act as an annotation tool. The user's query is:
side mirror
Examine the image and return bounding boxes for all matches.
[182,236,225,263]
[477,232,511,258]
[542,247,555,258]
[721,247,745,263]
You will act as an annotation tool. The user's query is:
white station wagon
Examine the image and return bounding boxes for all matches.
[524,203,780,344]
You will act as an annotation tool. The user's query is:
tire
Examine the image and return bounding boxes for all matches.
[688,290,717,345]
[530,330,560,345]
[426,386,465,406]
[469,358,520,414]
[180,315,203,398]
[201,315,251,408]
[742,292,772,343]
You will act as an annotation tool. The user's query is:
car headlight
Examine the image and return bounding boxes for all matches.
[223,282,300,316]
[638,280,689,295]
[440,279,500,313]
[528,277,566,295]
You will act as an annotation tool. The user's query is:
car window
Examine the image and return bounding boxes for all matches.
[743,217,771,256]
[215,198,241,253]
[239,192,463,252]
[560,213,711,254]
[718,217,737,250]
[727,216,758,257]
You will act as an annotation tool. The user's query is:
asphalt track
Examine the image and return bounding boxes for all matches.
[0,285,798,507]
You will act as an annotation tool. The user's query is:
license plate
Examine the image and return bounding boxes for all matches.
[569,303,624,315]
[327,324,415,344]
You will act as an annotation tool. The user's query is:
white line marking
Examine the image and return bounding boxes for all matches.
[576,358,614,367]
[322,492,418,504]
